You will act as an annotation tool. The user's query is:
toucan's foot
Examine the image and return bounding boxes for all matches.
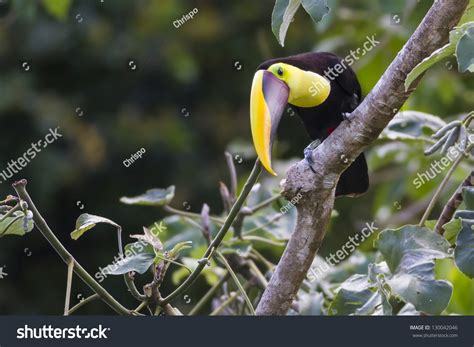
[304,139,321,173]
[342,112,354,123]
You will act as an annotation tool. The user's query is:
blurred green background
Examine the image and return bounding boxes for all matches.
[0,0,473,314]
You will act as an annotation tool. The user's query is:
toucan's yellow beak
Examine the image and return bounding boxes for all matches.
[250,70,289,176]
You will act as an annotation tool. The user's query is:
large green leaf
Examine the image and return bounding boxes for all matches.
[456,26,474,73]
[106,242,155,275]
[301,0,330,25]
[71,213,120,240]
[380,111,446,143]
[375,225,453,314]
[41,0,72,21]
[443,218,463,245]
[271,0,330,46]
[120,186,175,207]
[389,278,452,315]
[404,43,455,91]
[271,0,301,47]
[0,210,34,237]
[298,292,324,315]
[328,286,375,315]
[328,269,393,316]
[436,258,474,314]
[376,225,451,273]
[454,218,474,279]
[404,21,474,90]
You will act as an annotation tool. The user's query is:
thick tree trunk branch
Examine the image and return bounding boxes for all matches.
[256,0,469,315]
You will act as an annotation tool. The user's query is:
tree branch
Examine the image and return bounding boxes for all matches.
[435,170,474,234]
[256,0,469,315]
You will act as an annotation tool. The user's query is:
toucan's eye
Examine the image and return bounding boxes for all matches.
[277,67,283,76]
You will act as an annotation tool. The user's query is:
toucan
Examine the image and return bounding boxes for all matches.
[250,52,369,197]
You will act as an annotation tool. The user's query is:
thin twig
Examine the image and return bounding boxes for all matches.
[435,170,474,234]
[164,205,225,225]
[248,260,268,287]
[250,249,275,271]
[242,235,285,247]
[64,259,74,316]
[210,291,239,316]
[133,301,149,314]
[124,273,147,301]
[247,195,282,214]
[242,213,284,235]
[68,294,100,315]
[215,251,255,315]
[189,272,230,315]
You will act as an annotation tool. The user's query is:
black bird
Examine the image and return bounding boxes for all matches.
[250,52,368,197]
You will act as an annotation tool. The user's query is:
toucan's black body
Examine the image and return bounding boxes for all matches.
[257,52,369,197]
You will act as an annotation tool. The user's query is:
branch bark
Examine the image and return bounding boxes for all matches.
[256,0,469,315]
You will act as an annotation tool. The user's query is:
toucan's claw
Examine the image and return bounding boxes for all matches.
[304,139,321,173]
[342,112,353,123]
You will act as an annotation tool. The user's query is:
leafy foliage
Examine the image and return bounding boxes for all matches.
[453,213,474,279]
[41,0,72,21]
[271,0,329,46]
[405,21,474,90]
[0,210,34,237]
[120,186,175,207]
[70,213,120,240]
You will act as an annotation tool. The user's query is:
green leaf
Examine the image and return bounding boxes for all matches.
[120,186,175,207]
[0,210,34,237]
[375,225,453,314]
[70,213,120,240]
[404,22,474,90]
[298,292,324,315]
[424,220,437,230]
[436,258,474,314]
[159,215,208,256]
[375,225,451,273]
[398,303,420,315]
[168,241,193,259]
[271,0,301,47]
[388,276,452,315]
[380,111,446,143]
[443,218,463,245]
[404,43,455,91]
[328,287,375,315]
[106,242,155,275]
[41,0,72,21]
[300,0,330,25]
[454,210,474,220]
[456,26,474,73]
[171,256,222,286]
[454,219,474,279]
[462,186,474,210]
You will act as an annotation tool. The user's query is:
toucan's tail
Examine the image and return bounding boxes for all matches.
[335,153,369,197]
